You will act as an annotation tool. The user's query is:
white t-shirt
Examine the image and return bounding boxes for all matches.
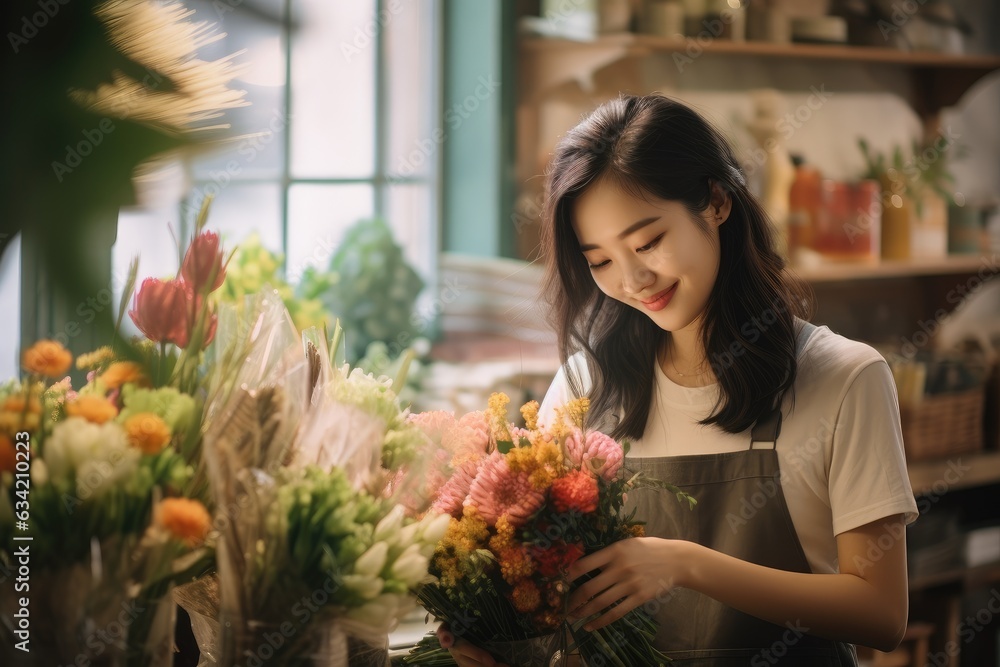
[538,320,919,574]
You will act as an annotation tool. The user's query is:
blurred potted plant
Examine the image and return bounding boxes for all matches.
[858,136,962,260]
[313,219,426,365]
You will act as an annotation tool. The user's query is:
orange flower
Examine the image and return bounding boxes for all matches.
[21,340,72,378]
[550,470,599,514]
[511,578,541,614]
[65,396,118,424]
[498,544,536,585]
[100,362,148,390]
[0,434,15,473]
[124,413,171,454]
[2,395,42,415]
[156,498,211,546]
[0,411,40,435]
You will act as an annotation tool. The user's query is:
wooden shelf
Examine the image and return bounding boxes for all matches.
[787,254,996,283]
[521,34,1000,68]
[908,450,1000,496]
[519,35,1000,114]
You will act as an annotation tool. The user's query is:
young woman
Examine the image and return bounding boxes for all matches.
[439,94,918,666]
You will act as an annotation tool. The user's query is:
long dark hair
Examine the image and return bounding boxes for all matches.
[541,94,813,440]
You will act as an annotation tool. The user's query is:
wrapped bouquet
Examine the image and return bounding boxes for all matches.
[197,293,449,667]
[404,394,695,666]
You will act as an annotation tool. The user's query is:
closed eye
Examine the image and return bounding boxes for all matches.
[637,234,664,253]
[588,259,610,270]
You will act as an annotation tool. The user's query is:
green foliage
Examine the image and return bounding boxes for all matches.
[317,219,425,363]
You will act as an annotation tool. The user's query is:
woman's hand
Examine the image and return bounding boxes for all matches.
[436,623,509,667]
[566,537,690,631]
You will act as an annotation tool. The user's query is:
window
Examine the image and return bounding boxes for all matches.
[114,0,441,319]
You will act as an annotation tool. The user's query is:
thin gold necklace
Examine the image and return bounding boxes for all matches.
[665,343,709,377]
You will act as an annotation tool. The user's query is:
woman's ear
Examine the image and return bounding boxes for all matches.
[708,180,732,226]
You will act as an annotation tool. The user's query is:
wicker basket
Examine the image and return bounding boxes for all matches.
[985,363,1000,451]
[900,387,984,462]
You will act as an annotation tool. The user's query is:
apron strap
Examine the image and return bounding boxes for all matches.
[749,406,782,449]
[748,319,817,450]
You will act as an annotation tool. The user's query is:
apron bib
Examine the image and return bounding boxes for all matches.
[625,321,858,666]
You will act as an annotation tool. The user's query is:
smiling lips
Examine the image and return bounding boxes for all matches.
[641,283,678,311]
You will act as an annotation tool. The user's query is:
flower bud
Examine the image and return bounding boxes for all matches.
[354,541,388,577]
[181,231,226,293]
[129,278,189,345]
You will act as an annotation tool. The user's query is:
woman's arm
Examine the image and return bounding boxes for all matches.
[567,514,909,652]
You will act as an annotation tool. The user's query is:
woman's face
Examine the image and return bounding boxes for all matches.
[571,178,728,334]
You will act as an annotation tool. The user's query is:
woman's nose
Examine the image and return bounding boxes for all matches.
[620,260,655,296]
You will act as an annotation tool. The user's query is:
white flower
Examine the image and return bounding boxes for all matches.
[389,543,429,588]
[31,459,48,486]
[420,512,451,546]
[346,593,403,633]
[341,574,384,600]
[397,521,419,546]
[45,417,138,495]
[373,505,405,544]
[354,541,388,578]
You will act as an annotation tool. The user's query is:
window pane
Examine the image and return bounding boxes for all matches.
[286,184,374,282]
[190,6,288,180]
[0,235,21,378]
[187,183,283,253]
[114,206,186,338]
[291,0,376,178]
[386,183,435,279]
[385,0,438,179]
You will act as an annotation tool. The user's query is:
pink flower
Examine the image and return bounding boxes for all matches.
[442,411,491,464]
[550,470,599,514]
[565,429,624,482]
[181,231,226,293]
[465,452,546,527]
[432,460,481,518]
[129,278,189,345]
[407,411,458,447]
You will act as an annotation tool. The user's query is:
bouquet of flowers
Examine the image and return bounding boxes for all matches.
[0,337,211,667]
[0,198,231,667]
[404,394,695,667]
[195,292,449,667]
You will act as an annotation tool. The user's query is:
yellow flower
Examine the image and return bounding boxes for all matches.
[76,347,114,370]
[506,446,537,475]
[456,506,489,551]
[560,397,590,429]
[0,434,15,474]
[520,400,540,431]
[21,340,72,378]
[528,441,563,490]
[99,361,148,390]
[489,514,516,553]
[124,412,171,454]
[155,498,211,547]
[487,392,511,445]
[65,396,118,424]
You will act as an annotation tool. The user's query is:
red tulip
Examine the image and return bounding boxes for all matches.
[181,231,226,293]
[129,278,189,345]
[180,291,218,350]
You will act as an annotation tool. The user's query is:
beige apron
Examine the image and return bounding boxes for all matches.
[625,322,859,665]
